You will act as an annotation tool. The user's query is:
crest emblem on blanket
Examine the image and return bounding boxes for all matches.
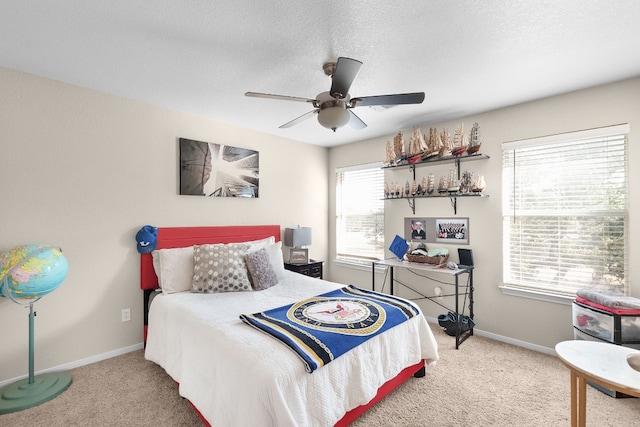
[287,297,385,335]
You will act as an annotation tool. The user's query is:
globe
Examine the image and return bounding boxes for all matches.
[0,244,68,301]
[0,244,72,415]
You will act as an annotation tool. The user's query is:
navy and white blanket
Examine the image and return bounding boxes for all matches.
[240,285,419,373]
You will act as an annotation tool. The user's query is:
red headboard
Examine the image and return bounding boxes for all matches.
[140,225,281,291]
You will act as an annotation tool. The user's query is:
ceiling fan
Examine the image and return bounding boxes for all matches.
[245,57,425,132]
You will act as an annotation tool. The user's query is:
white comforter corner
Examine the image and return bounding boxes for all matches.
[145,271,438,427]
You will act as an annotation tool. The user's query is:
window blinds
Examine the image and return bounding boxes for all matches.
[336,163,384,263]
[502,124,628,296]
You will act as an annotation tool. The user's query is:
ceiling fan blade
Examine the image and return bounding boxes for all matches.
[279,109,319,128]
[245,92,315,103]
[330,57,362,99]
[348,110,367,130]
[352,92,425,107]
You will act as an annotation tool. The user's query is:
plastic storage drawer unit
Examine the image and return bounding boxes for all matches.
[572,300,640,398]
[572,301,640,344]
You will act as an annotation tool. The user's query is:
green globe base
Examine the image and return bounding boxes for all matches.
[0,372,72,414]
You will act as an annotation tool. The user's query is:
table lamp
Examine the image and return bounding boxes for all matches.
[284,226,312,248]
[284,226,312,264]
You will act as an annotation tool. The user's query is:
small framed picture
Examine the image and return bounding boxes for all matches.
[435,217,469,245]
[289,248,309,264]
[404,217,429,242]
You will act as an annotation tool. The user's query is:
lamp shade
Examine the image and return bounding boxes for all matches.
[317,106,350,131]
[284,227,312,247]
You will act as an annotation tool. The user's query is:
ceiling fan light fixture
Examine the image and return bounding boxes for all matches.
[246,57,424,132]
[317,106,350,132]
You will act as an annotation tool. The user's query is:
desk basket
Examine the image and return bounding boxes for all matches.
[406,254,449,265]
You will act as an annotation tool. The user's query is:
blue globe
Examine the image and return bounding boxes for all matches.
[0,244,68,300]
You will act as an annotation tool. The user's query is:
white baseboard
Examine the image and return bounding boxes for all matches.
[0,342,144,388]
[473,329,555,355]
[1,322,556,389]
[424,316,555,356]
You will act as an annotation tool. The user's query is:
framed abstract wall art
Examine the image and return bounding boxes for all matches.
[179,138,259,197]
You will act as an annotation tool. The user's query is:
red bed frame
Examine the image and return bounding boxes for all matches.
[140,225,281,290]
[140,225,424,427]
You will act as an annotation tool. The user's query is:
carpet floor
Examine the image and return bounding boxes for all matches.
[1,323,639,426]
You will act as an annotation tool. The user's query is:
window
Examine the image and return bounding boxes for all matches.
[502,124,628,298]
[336,163,384,266]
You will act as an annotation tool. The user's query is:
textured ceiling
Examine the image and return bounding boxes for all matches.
[2,1,640,147]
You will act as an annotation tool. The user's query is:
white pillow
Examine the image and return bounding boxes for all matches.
[265,241,286,280]
[151,246,194,294]
[246,236,276,253]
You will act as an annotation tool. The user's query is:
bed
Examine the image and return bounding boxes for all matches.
[141,225,439,426]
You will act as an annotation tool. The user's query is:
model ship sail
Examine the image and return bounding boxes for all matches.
[408,126,428,156]
[472,175,486,192]
[422,127,441,160]
[394,132,406,160]
[385,140,395,165]
[426,173,435,194]
[439,128,452,158]
[451,124,467,156]
[467,122,482,155]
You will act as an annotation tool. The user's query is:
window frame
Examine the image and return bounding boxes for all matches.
[335,162,385,269]
[501,124,629,301]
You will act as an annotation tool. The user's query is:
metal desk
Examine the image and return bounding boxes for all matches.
[372,258,474,349]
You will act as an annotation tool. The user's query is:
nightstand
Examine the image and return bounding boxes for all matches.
[284,260,323,279]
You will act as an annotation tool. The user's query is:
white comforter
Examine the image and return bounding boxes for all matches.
[145,271,439,427]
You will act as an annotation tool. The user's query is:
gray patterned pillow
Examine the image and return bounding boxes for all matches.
[245,247,279,290]
[192,243,252,293]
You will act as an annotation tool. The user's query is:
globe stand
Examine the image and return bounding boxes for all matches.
[0,300,72,414]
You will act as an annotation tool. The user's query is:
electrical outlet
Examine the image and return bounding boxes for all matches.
[434,287,443,300]
[121,308,131,322]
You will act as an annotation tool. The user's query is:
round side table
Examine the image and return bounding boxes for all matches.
[555,340,640,427]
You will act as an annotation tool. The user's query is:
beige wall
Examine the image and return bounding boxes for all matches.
[0,67,328,383]
[328,77,640,351]
[2,65,638,383]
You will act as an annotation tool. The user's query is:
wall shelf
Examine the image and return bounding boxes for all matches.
[382,153,490,214]
[382,153,490,171]
[385,192,489,215]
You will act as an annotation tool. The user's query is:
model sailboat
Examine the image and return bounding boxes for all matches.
[467,122,482,155]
